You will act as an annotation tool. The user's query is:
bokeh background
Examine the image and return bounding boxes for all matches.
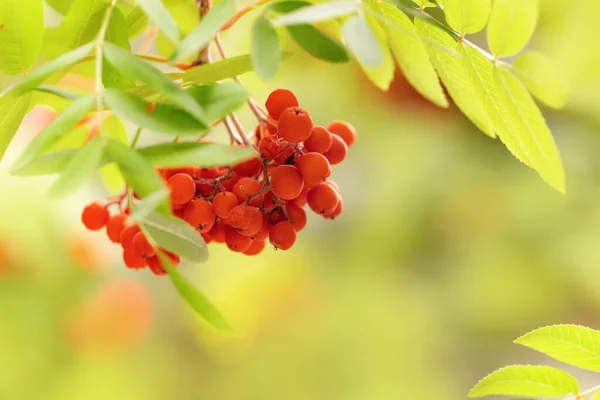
[1,1,600,399]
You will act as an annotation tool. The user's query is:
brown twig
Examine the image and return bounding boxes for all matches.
[193,0,213,66]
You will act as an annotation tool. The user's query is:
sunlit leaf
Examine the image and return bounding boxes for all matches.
[57,0,107,53]
[182,55,254,84]
[443,0,491,34]
[137,0,180,43]
[186,82,248,122]
[252,15,281,81]
[126,6,149,39]
[287,25,349,63]
[0,94,31,163]
[104,8,136,90]
[138,142,255,168]
[271,0,358,26]
[46,0,75,15]
[513,52,568,109]
[100,115,128,194]
[0,0,44,75]
[487,0,538,58]
[131,189,170,220]
[343,15,383,68]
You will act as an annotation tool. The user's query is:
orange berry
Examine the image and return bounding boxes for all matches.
[202,232,212,244]
[259,136,281,160]
[238,207,263,237]
[213,191,239,219]
[221,172,239,191]
[297,152,331,185]
[147,250,180,276]
[123,249,147,269]
[164,167,198,180]
[210,221,227,243]
[307,182,340,214]
[274,143,295,165]
[253,215,272,240]
[323,134,348,165]
[267,208,286,225]
[106,214,128,243]
[328,120,356,148]
[293,186,309,207]
[168,173,196,205]
[265,89,299,120]
[227,205,254,230]
[271,165,304,200]
[265,117,279,136]
[120,224,141,250]
[81,202,109,231]
[286,203,307,231]
[182,199,215,233]
[278,107,313,143]
[304,126,333,153]
[225,226,253,252]
[263,191,276,209]
[243,239,267,256]
[323,196,343,219]
[233,177,263,206]
[234,156,262,177]
[269,221,296,250]
[132,232,155,258]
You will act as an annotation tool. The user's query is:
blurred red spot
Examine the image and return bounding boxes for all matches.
[146,103,156,113]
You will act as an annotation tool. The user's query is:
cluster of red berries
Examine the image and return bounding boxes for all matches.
[80,89,356,275]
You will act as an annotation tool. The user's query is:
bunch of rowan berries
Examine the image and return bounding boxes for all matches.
[80,89,356,275]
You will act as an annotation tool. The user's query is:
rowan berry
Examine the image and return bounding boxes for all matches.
[304,126,333,154]
[81,202,109,231]
[265,89,299,120]
[292,186,310,207]
[123,250,147,269]
[323,134,348,165]
[269,221,296,250]
[210,221,227,243]
[274,144,295,165]
[106,214,128,243]
[323,196,343,220]
[234,157,262,177]
[132,232,156,258]
[227,205,254,230]
[225,226,253,253]
[168,173,196,205]
[328,120,356,148]
[212,191,239,219]
[238,207,263,237]
[147,250,180,276]
[120,224,141,250]
[265,117,279,136]
[307,182,340,215]
[263,191,276,209]
[164,167,198,180]
[278,107,313,143]
[259,136,281,160]
[271,165,304,200]
[253,215,272,241]
[182,199,216,233]
[244,239,267,256]
[202,232,212,244]
[297,152,331,185]
[268,208,286,225]
[286,203,307,231]
[233,177,263,206]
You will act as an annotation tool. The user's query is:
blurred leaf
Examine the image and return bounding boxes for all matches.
[126,6,149,39]
[373,1,448,108]
[104,8,136,90]
[186,82,248,122]
[411,0,436,7]
[343,15,383,68]
[415,20,494,136]
[57,0,107,53]
[103,89,208,135]
[138,142,255,168]
[48,137,104,197]
[494,66,565,193]
[0,0,44,75]
[0,94,31,163]
[468,365,579,398]
[137,0,180,43]
[131,189,169,220]
[46,0,75,14]
[137,213,208,262]
[593,393,600,400]
[183,55,254,84]
[442,0,490,34]
[170,0,235,61]
[9,149,84,176]
[487,0,538,58]
[100,115,128,193]
[103,43,207,123]
[513,52,568,109]
[269,0,310,13]
[515,325,600,372]
[271,0,358,26]
[252,15,281,81]
[287,25,349,63]
[35,85,79,101]
[11,94,94,173]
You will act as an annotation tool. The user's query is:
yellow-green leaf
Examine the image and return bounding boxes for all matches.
[100,115,128,194]
[0,94,31,162]
[57,0,108,53]
[374,1,447,108]
[513,52,568,109]
[414,19,494,136]
[411,0,437,8]
[0,0,44,75]
[487,0,538,57]
[443,0,490,34]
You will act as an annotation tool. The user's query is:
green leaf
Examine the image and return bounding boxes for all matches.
[411,0,437,8]
[0,94,31,163]
[186,82,249,123]
[137,0,180,43]
[104,8,136,90]
[57,0,107,53]
[10,94,94,173]
[170,0,235,61]
[593,392,600,400]
[514,325,600,372]
[9,149,91,176]
[158,251,235,333]
[131,189,170,220]
[487,0,538,58]
[269,0,311,13]
[103,138,170,214]
[46,0,75,15]
[136,212,208,262]
[138,142,255,168]
[271,0,358,26]
[103,43,207,123]
[287,25,349,63]
[126,6,149,39]
[513,52,568,109]
[182,55,254,84]
[34,85,79,101]
[103,90,208,136]
[1,43,94,98]
[414,19,494,136]
[251,15,281,81]
[100,115,128,194]
[443,0,491,34]
[0,0,44,75]
[48,137,104,197]
[343,15,383,68]
[373,2,448,108]
[468,365,579,398]
[494,66,565,193]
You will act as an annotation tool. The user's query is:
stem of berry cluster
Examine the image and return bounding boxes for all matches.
[570,383,600,399]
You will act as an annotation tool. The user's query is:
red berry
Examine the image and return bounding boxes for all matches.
[270,165,304,200]
[120,224,141,250]
[212,191,239,219]
[227,205,253,230]
[278,107,313,143]
[286,203,307,231]
[323,196,343,219]
[273,143,295,165]
[328,120,356,148]
[293,186,310,207]
[81,202,109,231]
[210,221,227,243]
[253,215,272,241]
[164,167,198,180]
[168,173,196,205]
[323,134,348,165]
[106,214,128,243]
[182,199,216,233]
[233,177,263,206]
[304,126,333,153]
[132,232,155,258]
[123,250,147,269]
[238,207,263,237]
[221,172,239,191]
[234,156,262,177]
[265,89,299,120]
[307,182,340,214]
[269,221,296,250]
[147,250,180,276]
[244,239,267,256]
[225,226,253,252]
[259,136,281,160]
[297,152,331,185]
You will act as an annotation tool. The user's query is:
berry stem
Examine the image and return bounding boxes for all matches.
[220,0,274,32]
[194,0,213,66]
[229,112,256,149]
[130,127,143,148]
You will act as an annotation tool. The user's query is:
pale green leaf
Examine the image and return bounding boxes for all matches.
[186,82,249,123]
[374,2,448,107]
[0,0,44,75]
[515,325,600,372]
[182,55,254,84]
[514,52,568,109]
[487,0,538,57]
[138,142,255,168]
[46,0,75,15]
[0,94,31,162]
[57,0,107,53]
[100,115,128,194]
[126,6,149,39]
[443,0,490,34]
[251,15,281,81]
[414,19,494,136]
[468,365,579,398]
[411,0,437,7]
[287,25,349,63]
[131,189,170,220]
[271,0,358,26]
[104,8,136,90]
[343,15,383,68]
[137,0,180,43]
